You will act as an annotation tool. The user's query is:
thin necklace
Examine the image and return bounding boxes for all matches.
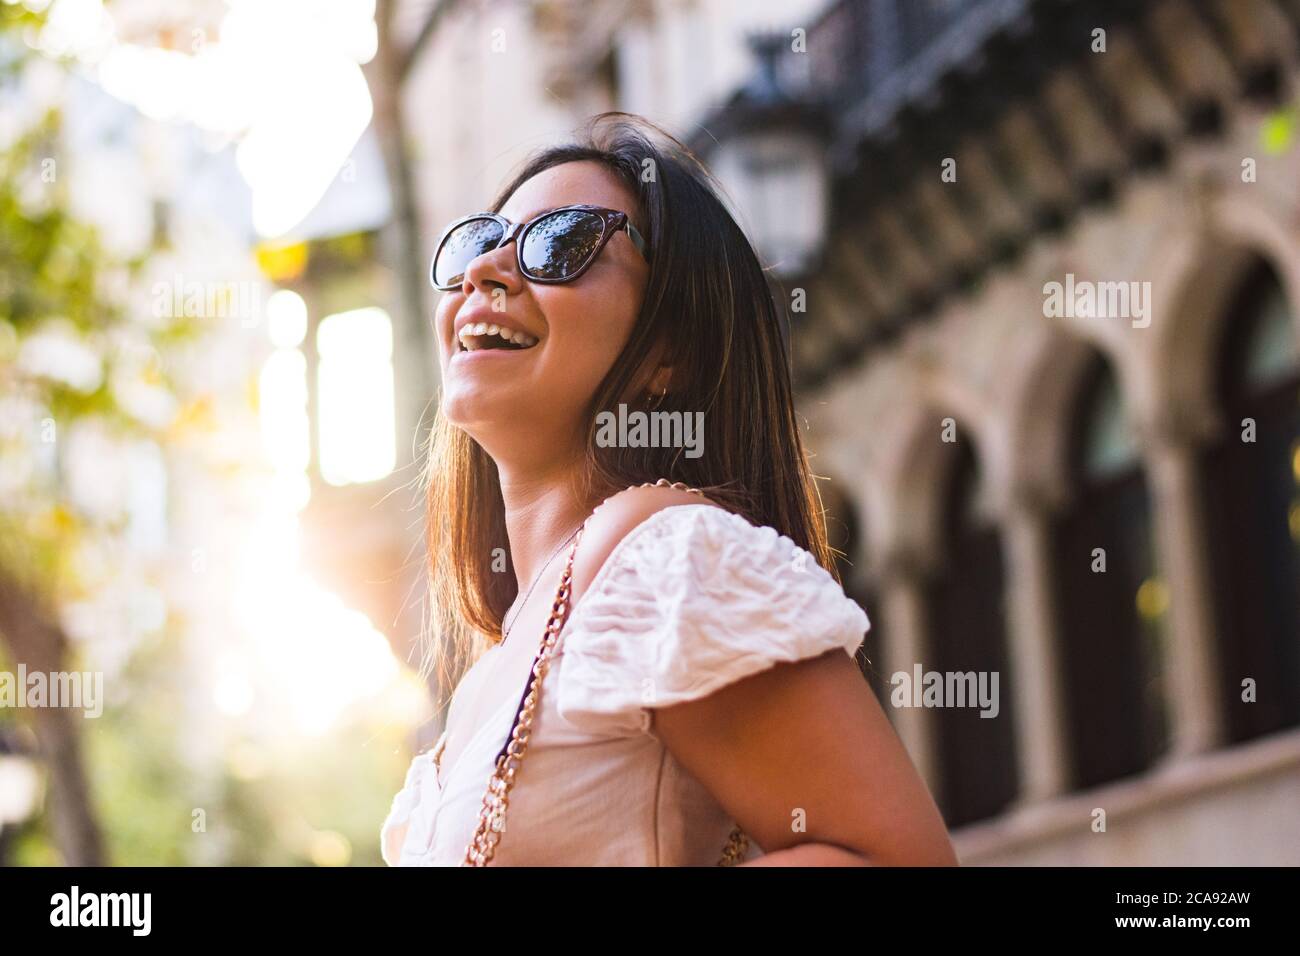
[500,522,583,642]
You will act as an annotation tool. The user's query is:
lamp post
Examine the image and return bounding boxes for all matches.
[700,31,831,281]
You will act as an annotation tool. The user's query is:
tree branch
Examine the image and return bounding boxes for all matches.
[398,0,462,82]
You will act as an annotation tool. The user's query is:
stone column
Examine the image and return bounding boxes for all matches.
[876,556,942,795]
[999,486,1071,804]
[1144,427,1225,758]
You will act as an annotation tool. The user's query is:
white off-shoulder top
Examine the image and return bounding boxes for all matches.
[380,504,871,866]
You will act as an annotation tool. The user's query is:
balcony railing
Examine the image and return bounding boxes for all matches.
[804,0,1030,137]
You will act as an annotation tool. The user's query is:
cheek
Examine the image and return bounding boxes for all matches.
[433,297,457,362]
[536,282,640,385]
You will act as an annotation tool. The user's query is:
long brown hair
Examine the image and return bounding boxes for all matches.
[421,113,837,704]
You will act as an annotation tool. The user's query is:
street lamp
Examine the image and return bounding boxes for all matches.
[701,31,831,280]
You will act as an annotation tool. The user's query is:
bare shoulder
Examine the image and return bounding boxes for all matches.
[568,483,725,603]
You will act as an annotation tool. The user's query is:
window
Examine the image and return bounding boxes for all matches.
[1052,353,1169,788]
[1201,260,1300,743]
[316,307,396,486]
[259,289,311,511]
[925,432,1018,826]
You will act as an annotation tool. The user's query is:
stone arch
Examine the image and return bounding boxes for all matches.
[1148,193,1300,445]
[879,394,993,576]
[1003,319,1114,513]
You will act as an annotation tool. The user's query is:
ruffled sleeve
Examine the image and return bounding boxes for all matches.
[554,504,871,737]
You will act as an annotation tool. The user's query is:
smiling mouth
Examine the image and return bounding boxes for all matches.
[457,322,539,352]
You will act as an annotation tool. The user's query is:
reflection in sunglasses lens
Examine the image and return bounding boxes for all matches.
[521,210,604,280]
[435,218,504,287]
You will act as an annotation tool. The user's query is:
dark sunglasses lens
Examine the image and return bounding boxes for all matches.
[520,209,605,280]
[434,217,504,287]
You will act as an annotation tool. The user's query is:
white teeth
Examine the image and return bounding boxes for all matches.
[457,324,539,351]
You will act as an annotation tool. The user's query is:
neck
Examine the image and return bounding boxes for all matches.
[496,460,596,594]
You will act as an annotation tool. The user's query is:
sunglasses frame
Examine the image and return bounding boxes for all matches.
[429,203,649,292]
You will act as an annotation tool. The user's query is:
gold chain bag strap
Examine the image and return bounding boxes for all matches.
[461,479,750,866]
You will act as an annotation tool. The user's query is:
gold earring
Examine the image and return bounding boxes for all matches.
[648,383,667,409]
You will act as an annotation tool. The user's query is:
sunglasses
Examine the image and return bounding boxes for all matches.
[429,203,649,292]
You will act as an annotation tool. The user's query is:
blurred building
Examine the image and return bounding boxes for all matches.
[400,0,1300,864]
[702,0,1300,866]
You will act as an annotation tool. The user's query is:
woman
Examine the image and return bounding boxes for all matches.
[381,113,956,866]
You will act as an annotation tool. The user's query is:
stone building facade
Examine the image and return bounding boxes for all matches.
[787,0,1300,865]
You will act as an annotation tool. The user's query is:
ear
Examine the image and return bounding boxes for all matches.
[638,336,673,396]
[646,364,673,395]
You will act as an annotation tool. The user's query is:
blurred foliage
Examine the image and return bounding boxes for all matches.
[1,11,418,865]
[253,240,309,282]
[0,103,206,601]
[1261,102,1299,156]
[7,621,411,866]
[0,8,197,864]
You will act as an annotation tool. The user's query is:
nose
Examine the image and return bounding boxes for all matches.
[461,222,524,298]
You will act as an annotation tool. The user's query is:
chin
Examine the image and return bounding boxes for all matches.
[440,386,519,433]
